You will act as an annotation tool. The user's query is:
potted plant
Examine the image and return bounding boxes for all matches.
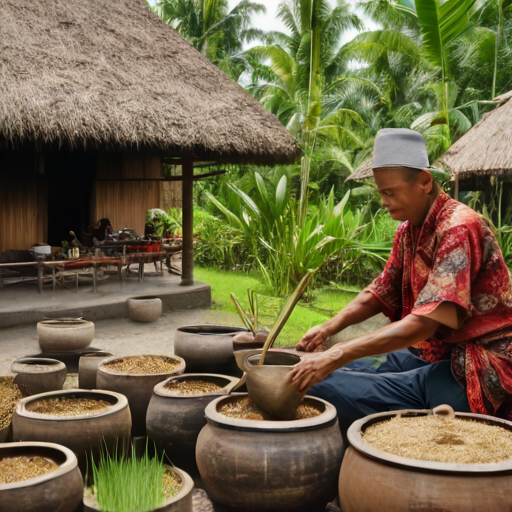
[230,289,269,350]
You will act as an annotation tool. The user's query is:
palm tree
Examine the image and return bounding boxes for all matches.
[152,0,266,79]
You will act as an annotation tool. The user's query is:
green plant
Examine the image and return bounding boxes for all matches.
[90,444,175,512]
[231,289,263,333]
[146,208,181,238]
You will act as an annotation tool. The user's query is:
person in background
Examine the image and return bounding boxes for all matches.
[86,218,113,246]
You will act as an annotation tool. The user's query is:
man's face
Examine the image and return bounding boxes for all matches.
[373,167,434,226]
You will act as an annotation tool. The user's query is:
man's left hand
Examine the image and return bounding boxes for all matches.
[290,349,343,392]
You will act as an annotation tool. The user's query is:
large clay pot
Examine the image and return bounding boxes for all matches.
[146,374,239,461]
[97,355,186,436]
[174,325,251,373]
[37,318,95,352]
[339,410,512,512]
[127,296,162,322]
[78,352,115,389]
[83,465,194,512]
[196,394,343,512]
[0,441,83,512]
[10,358,67,396]
[12,389,131,474]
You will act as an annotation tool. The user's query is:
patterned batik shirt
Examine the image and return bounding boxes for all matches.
[368,193,512,419]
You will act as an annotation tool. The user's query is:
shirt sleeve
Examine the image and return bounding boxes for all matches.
[412,226,477,319]
[367,226,405,321]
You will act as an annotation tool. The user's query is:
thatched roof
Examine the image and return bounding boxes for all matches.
[0,0,299,165]
[345,158,373,181]
[435,91,512,179]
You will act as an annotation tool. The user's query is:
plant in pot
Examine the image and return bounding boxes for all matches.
[83,443,193,512]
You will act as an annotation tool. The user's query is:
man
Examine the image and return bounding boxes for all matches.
[291,128,512,434]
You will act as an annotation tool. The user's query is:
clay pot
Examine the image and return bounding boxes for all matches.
[174,325,251,373]
[37,318,95,352]
[339,410,512,512]
[78,352,115,389]
[0,426,9,443]
[10,358,67,396]
[12,389,131,474]
[97,355,186,436]
[196,394,343,512]
[127,296,162,322]
[83,465,193,512]
[0,441,83,512]
[146,374,239,461]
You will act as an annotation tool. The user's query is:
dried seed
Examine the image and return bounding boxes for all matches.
[0,456,57,484]
[26,396,110,417]
[164,379,223,396]
[0,377,23,430]
[363,415,512,464]
[163,470,182,499]
[102,355,180,375]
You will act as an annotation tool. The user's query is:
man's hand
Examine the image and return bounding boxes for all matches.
[296,324,330,352]
[290,349,343,392]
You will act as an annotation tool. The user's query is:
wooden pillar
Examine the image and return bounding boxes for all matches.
[181,159,194,286]
[454,175,459,201]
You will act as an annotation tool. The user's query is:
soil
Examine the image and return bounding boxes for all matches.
[219,397,321,421]
[26,396,110,417]
[363,415,512,464]
[164,379,223,396]
[163,470,182,499]
[0,456,57,484]
[0,377,22,430]
[102,355,180,375]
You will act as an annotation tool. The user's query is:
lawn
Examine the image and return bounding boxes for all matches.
[194,267,360,347]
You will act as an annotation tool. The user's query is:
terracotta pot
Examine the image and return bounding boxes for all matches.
[127,296,162,322]
[83,465,193,512]
[12,389,131,475]
[37,318,95,352]
[97,355,186,436]
[196,394,343,512]
[146,374,239,460]
[339,410,512,512]
[174,325,250,373]
[0,441,83,512]
[10,358,67,396]
[78,352,115,389]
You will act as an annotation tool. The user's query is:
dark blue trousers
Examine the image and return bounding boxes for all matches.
[307,350,471,436]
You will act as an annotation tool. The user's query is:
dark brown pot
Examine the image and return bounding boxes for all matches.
[0,441,83,512]
[196,394,343,512]
[146,374,239,461]
[340,410,512,512]
[82,465,194,512]
[174,325,250,373]
[78,352,115,389]
[12,389,131,475]
[10,358,67,396]
[97,355,186,436]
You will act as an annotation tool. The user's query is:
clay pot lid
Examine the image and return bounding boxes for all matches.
[154,373,239,398]
[348,409,512,474]
[204,393,337,432]
[10,358,66,374]
[98,355,186,377]
[15,389,128,421]
[0,441,78,490]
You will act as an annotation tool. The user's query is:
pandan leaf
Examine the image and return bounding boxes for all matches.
[230,293,254,332]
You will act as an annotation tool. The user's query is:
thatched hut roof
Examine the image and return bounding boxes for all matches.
[435,91,512,179]
[345,158,373,181]
[0,0,299,165]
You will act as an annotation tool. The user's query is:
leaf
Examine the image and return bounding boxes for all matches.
[334,190,351,217]
[254,172,269,202]
[275,174,288,215]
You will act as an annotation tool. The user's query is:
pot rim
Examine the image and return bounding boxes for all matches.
[98,355,186,377]
[126,295,161,301]
[10,358,66,374]
[348,409,512,474]
[15,389,129,421]
[0,441,78,490]
[153,373,239,399]
[38,318,92,327]
[246,352,301,368]
[80,351,115,359]
[204,393,337,432]
[83,465,194,511]
[176,324,249,335]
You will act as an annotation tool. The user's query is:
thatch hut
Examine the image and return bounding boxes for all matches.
[0,0,299,284]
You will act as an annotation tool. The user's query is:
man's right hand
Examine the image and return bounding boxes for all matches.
[296,324,330,352]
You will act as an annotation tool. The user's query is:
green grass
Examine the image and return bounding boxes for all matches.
[195,267,359,347]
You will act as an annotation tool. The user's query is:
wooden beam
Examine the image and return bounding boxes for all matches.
[94,170,227,182]
[181,159,194,286]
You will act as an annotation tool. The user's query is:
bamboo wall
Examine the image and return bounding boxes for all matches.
[0,150,47,253]
[91,153,164,236]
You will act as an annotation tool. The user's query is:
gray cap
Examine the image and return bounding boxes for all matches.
[372,128,429,170]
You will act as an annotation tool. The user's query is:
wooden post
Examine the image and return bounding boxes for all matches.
[181,160,194,286]
[454,175,459,201]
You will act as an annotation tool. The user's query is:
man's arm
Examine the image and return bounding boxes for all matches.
[297,290,384,352]
[291,313,440,391]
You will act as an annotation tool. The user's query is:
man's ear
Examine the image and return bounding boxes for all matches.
[418,170,434,194]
